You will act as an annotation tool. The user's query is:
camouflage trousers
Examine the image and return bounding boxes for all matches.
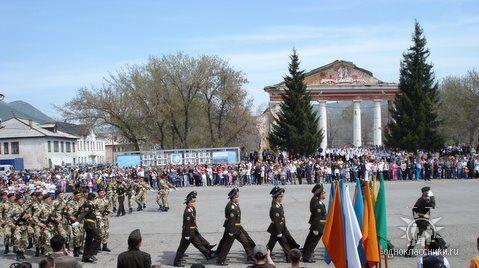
[135,192,146,206]
[72,223,84,248]
[156,191,169,208]
[13,225,29,252]
[97,217,109,244]
[1,224,13,246]
[108,192,117,211]
[127,194,133,209]
[56,220,70,243]
[35,225,55,255]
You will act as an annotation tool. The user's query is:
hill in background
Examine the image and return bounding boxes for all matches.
[0,100,53,123]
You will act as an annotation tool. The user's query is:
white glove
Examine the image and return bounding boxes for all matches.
[72,222,80,228]
[428,190,434,197]
[277,233,283,238]
[185,236,190,240]
[313,230,319,236]
[228,233,234,237]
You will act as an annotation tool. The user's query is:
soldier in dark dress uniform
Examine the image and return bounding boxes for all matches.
[406,186,446,256]
[116,177,126,217]
[302,184,327,263]
[266,187,300,261]
[75,192,101,263]
[216,188,255,265]
[173,192,215,267]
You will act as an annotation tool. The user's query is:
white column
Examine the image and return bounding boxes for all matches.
[318,100,327,149]
[373,99,382,146]
[352,100,362,147]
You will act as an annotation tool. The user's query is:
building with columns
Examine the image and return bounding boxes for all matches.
[264,60,399,148]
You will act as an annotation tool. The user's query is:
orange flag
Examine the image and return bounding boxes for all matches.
[322,182,346,268]
[362,182,380,267]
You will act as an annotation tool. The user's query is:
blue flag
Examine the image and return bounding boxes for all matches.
[354,179,367,265]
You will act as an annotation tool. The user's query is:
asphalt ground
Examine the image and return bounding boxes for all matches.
[2,179,478,267]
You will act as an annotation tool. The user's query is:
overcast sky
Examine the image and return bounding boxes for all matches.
[1,0,478,118]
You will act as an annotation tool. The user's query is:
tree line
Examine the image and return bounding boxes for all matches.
[59,53,257,151]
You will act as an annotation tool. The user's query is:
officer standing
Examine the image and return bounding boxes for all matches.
[215,188,255,265]
[75,192,101,263]
[157,175,176,211]
[302,184,327,263]
[173,192,215,267]
[116,177,127,216]
[266,187,300,261]
[95,187,111,252]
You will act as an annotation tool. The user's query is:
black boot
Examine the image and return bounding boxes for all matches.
[136,204,142,211]
[158,205,163,211]
[143,204,146,208]
[73,247,80,257]
[27,238,33,249]
[113,207,117,213]
[3,245,9,255]
[128,208,133,213]
[35,247,40,257]
[40,247,45,256]
[16,251,25,261]
[102,244,111,252]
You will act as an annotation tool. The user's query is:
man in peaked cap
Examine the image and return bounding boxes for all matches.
[117,229,151,268]
[173,193,215,267]
[215,188,256,265]
[266,187,300,262]
[302,184,327,263]
[184,191,215,252]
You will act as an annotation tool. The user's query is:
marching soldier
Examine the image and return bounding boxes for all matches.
[67,190,85,257]
[106,178,117,213]
[183,191,216,250]
[302,184,327,263]
[9,194,31,260]
[33,194,60,256]
[116,178,127,216]
[157,175,176,211]
[126,178,135,213]
[266,187,300,261]
[52,190,71,248]
[406,186,447,256]
[75,192,101,263]
[173,192,216,267]
[134,178,145,211]
[1,192,13,255]
[216,188,255,265]
[94,187,111,252]
[139,179,151,209]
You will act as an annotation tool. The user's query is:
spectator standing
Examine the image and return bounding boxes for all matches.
[49,235,82,268]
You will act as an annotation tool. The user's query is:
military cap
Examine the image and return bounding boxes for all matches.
[271,187,285,198]
[82,187,89,193]
[269,186,280,195]
[421,186,431,192]
[73,190,80,195]
[228,187,239,199]
[312,184,324,194]
[43,194,52,200]
[15,194,24,200]
[97,186,105,192]
[128,229,142,244]
[87,192,96,200]
[184,194,196,204]
[186,191,197,199]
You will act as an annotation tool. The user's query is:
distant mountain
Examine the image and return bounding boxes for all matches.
[0,100,53,123]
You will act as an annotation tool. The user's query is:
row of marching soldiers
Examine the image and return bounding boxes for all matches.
[0,186,111,263]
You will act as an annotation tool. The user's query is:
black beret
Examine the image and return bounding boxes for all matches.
[15,194,24,200]
[228,188,239,199]
[312,184,324,194]
[272,187,285,198]
[7,193,15,198]
[55,189,62,195]
[97,186,105,192]
[421,186,430,192]
[88,192,96,199]
[43,194,52,200]
[73,190,80,195]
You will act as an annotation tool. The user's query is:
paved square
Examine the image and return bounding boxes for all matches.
[2,179,478,267]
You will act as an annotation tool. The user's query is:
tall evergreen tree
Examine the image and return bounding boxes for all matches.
[268,49,323,157]
[385,21,443,151]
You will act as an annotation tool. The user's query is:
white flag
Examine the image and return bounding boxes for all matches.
[342,185,363,268]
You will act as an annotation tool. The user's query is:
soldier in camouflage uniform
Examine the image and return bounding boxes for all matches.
[68,190,85,257]
[1,192,13,255]
[33,194,60,256]
[52,190,70,248]
[31,192,45,256]
[106,179,117,213]
[9,194,31,260]
[135,179,151,211]
[157,175,176,211]
[126,179,135,213]
[94,187,111,252]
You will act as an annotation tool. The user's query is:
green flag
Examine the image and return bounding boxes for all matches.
[374,174,388,250]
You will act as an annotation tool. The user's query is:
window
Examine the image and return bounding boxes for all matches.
[53,141,59,152]
[60,141,64,152]
[66,142,71,153]
[48,141,51,152]
[72,142,75,152]
[3,142,8,154]
[11,142,19,154]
